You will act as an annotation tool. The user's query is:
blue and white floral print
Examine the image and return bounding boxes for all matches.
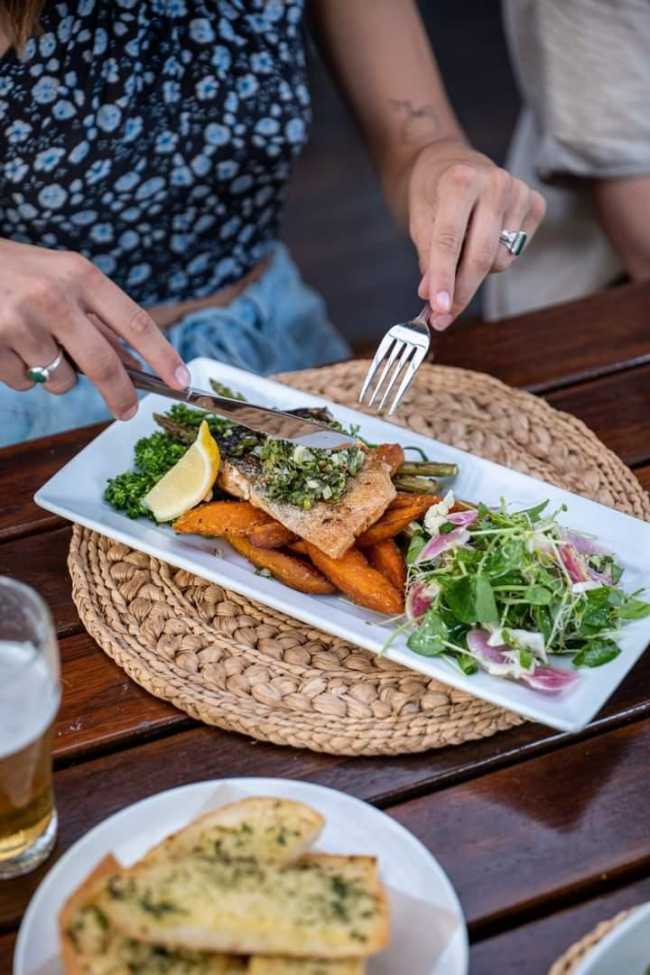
[0,0,311,306]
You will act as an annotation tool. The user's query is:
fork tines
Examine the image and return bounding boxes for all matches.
[358,311,431,416]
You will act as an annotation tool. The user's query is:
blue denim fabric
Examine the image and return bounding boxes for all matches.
[0,244,350,448]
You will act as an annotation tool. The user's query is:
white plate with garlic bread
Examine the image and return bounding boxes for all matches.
[15,778,467,975]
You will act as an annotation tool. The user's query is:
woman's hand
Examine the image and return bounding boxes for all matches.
[406,140,546,329]
[0,239,190,419]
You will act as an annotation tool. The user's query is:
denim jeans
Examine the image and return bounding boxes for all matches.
[0,244,350,448]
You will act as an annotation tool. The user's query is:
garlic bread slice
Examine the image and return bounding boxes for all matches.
[142,797,324,868]
[59,855,244,975]
[248,958,365,974]
[99,853,388,959]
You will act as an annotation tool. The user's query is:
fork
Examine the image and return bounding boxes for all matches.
[358,305,431,415]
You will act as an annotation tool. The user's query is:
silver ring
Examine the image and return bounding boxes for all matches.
[499,229,528,257]
[25,349,64,384]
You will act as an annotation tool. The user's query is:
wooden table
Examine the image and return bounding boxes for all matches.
[2,281,650,974]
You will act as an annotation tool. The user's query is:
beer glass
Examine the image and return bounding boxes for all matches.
[0,577,60,877]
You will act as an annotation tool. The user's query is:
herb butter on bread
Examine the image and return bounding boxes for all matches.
[58,796,389,973]
[98,853,387,958]
[60,855,243,975]
[141,797,325,868]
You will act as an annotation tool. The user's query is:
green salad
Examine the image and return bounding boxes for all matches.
[404,494,650,692]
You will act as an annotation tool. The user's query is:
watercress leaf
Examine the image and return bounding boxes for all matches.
[445,577,477,625]
[533,605,553,644]
[573,639,620,668]
[618,596,650,620]
[406,534,426,565]
[607,589,624,607]
[475,576,499,625]
[585,587,611,607]
[486,539,527,576]
[525,585,553,606]
[610,562,623,584]
[407,611,449,656]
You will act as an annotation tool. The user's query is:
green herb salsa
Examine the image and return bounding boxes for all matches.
[257,439,365,510]
[104,381,366,518]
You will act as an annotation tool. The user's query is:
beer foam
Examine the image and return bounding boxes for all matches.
[0,642,60,758]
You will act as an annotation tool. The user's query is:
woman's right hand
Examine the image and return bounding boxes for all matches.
[0,239,190,420]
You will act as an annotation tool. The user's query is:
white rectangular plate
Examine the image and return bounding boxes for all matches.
[35,358,650,732]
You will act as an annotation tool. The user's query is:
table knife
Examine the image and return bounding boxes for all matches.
[125,366,357,450]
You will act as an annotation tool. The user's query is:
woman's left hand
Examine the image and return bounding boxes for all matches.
[406,139,546,329]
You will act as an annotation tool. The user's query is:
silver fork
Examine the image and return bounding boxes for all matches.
[358,305,431,415]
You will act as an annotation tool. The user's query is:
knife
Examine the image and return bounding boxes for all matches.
[125,366,358,451]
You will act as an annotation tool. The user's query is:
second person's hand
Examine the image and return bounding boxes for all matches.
[0,239,191,419]
[405,139,546,330]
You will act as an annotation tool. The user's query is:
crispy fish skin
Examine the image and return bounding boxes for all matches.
[217,451,395,559]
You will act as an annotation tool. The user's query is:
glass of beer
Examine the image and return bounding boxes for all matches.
[0,577,60,877]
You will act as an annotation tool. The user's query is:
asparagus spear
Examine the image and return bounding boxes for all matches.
[397,461,458,478]
[153,413,197,445]
[393,475,440,495]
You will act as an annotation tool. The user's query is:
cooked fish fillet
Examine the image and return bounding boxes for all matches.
[218,452,395,559]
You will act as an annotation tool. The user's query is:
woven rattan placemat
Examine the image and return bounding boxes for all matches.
[548,909,634,974]
[68,362,650,756]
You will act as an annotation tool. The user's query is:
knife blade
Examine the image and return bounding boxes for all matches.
[125,367,358,450]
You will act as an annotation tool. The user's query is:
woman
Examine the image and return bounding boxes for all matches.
[485,0,649,320]
[0,0,545,447]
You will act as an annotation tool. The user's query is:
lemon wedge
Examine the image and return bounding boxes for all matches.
[144,420,220,522]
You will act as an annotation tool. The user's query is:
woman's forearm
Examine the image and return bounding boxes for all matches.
[593,175,650,282]
[310,0,465,226]
[311,0,545,327]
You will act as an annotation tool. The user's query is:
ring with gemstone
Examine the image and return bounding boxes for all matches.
[25,349,64,384]
[499,229,528,257]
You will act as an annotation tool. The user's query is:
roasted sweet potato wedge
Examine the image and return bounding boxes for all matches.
[373,443,405,475]
[357,495,440,547]
[226,534,336,595]
[389,492,441,508]
[305,543,404,615]
[366,538,407,591]
[174,501,271,537]
[248,521,298,549]
[288,540,309,556]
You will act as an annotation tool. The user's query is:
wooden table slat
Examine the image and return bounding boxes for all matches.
[389,720,650,932]
[3,718,650,934]
[437,279,650,393]
[0,527,80,637]
[55,633,190,761]
[546,363,650,469]
[471,876,650,974]
[0,931,16,971]
[635,463,650,492]
[0,423,104,544]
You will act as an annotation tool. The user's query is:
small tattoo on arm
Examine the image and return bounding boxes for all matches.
[390,99,440,143]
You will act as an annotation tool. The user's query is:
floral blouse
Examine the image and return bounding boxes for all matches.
[0,0,311,305]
